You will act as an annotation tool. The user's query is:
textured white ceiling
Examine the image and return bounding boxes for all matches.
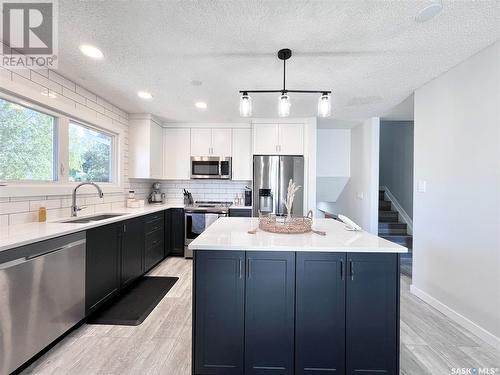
[57,1,500,122]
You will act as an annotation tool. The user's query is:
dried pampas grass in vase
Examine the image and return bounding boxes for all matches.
[284,179,301,221]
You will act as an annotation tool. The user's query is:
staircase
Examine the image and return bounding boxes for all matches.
[378,190,413,249]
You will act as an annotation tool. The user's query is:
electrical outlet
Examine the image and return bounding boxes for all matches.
[418,180,427,193]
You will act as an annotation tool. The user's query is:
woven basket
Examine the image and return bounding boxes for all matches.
[258,210,313,234]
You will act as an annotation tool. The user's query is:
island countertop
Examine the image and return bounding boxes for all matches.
[188,217,407,253]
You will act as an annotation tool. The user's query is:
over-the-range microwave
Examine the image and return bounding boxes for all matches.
[190,156,232,179]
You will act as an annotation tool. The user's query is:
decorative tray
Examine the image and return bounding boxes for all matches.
[258,210,314,234]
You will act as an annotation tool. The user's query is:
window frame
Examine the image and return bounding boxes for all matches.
[0,92,122,195]
[67,119,117,184]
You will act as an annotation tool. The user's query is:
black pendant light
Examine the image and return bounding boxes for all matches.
[239,48,332,118]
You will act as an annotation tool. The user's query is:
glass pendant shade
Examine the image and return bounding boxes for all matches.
[239,93,252,117]
[318,93,332,117]
[278,94,291,117]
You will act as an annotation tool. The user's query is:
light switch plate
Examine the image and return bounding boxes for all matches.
[418,180,427,193]
[356,192,364,200]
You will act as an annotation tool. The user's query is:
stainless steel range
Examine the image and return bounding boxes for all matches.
[184,201,231,258]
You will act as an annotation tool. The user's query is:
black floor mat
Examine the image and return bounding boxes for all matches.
[87,276,178,326]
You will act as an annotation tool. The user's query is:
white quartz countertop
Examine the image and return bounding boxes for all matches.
[189,217,407,253]
[0,203,184,253]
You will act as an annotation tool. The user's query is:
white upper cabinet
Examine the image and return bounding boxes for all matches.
[190,128,212,156]
[253,123,279,154]
[232,128,252,181]
[128,115,164,179]
[211,128,232,156]
[163,128,191,180]
[278,123,304,155]
[253,123,304,155]
[190,128,232,156]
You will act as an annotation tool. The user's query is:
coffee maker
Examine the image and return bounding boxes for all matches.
[148,182,165,204]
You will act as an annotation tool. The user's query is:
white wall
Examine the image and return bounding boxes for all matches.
[316,129,351,209]
[335,118,380,234]
[412,41,500,349]
[317,129,350,176]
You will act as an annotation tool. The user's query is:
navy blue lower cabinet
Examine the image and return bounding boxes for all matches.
[244,251,295,375]
[346,253,400,375]
[193,250,245,375]
[295,252,346,374]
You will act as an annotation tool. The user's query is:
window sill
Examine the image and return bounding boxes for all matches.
[0,183,125,198]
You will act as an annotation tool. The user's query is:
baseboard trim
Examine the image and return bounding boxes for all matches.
[380,186,413,234]
[410,284,500,350]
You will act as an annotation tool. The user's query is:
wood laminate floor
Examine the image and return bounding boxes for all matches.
[22,257,500,375]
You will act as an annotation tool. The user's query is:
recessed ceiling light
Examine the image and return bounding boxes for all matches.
[137,91,153,100]
[195,101,207,110]
[190,80,203,86]
[79,44,104,59]
[415,1,443,22]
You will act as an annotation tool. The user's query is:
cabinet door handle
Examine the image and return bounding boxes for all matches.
[123,224,127,233]
[349,259,354,280]
[239,258,243,279]
[247,258,252,279]
[340,259,344,280]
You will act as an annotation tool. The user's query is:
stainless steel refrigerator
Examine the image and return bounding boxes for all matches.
[253,155,304,217]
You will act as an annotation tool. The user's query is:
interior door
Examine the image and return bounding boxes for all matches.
[278,156,304,216]
[191,128,212,156]
[253,124,279,154]
[211,128,232,156]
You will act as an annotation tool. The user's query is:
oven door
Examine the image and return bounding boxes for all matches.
[191,157,221,179]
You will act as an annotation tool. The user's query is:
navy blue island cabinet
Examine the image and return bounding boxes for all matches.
[192,250,400,375]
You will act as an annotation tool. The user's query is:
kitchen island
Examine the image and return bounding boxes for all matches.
[189,217,407,375]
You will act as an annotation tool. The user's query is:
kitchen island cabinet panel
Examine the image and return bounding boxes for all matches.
[193,250,245,374]
[295,252,346,374]
[244,251,295,375]
[346,252,399,375]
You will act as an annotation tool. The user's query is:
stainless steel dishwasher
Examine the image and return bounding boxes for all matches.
[0,232,86,375]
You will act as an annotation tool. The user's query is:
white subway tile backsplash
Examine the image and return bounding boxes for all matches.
[76,85,97,102]
[12,73,47,94]
[62,87,86,105]
[94,203,112,213]
[30,199,61,211]
[48,71,76,91]
[9,211,38,225]
[0,215,9,226]
[31,71,63,94]
[0,201,30,214]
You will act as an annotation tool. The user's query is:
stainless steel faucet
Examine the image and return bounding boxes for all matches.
[71,182,104,217]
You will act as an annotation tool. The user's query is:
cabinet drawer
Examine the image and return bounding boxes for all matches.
[146,229,164,249]
[145,243,164,271]
[145,212,164,225]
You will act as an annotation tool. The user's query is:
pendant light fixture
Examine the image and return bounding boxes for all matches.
[239,92,252,117]
[239,48,332,118]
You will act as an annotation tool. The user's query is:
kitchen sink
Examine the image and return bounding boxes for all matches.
[60,213,125,224]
